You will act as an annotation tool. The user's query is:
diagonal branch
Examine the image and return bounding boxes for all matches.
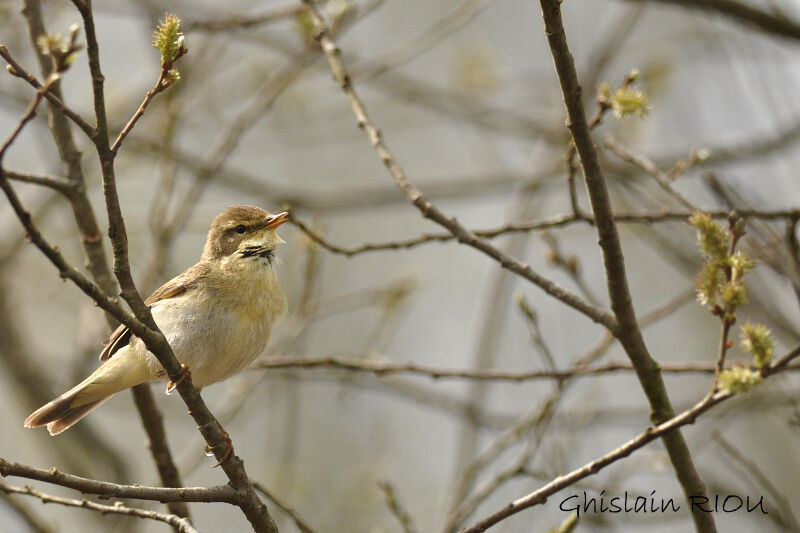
[298,0,616,332]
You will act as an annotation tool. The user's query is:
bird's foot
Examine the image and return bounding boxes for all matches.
[204,421,234,468]
[165,364,191,395]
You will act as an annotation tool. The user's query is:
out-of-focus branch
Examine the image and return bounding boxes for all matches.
[253,482,319,533]
[446,394,561,531]
[378,481,419,533]
[623,0,800,42]
[0,482,199,533]
[712,433,800,530]
[18,0,115,307]
[538,2,716,531]
[0,487,56,533]
[130,384,191,521]
[353,0,500,81]
[187,2,303,32]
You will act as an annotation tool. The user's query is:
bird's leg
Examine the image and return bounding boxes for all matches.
[165,364,191,395]
[204,421,234,468]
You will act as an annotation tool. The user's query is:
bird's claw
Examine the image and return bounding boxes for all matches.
[205,422,234,468]
[165,364,191,395]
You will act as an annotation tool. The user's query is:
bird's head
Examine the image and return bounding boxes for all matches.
[202,205,289,264]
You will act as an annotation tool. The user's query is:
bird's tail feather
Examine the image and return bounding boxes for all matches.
[24,351,151,435]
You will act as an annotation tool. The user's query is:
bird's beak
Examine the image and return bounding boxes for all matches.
[264,211,289,230]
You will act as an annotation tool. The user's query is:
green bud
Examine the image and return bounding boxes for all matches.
[721,281,747,309]
[695,258,725,307]
[740,321,773,369]
[167,69,181,86]
[611,86,650,119]
[719,366,762,394]
[689,212,731,259]
[729,252,755,282]
[597,82,612,103]
[295,11,315,43]
[152,13,184,66]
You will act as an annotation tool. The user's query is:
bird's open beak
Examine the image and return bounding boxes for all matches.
[264,211,289,230]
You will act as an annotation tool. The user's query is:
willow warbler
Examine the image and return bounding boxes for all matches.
[25,205,288,435]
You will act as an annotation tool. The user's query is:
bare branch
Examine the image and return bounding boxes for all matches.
[0,482,199,533]
[293,207,800,257]
[256,355,800,382]
[0,459,237,503]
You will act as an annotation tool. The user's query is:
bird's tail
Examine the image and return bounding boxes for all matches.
[25,350,151,435]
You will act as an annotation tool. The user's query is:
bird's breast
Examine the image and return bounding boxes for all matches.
[147,265,286,387]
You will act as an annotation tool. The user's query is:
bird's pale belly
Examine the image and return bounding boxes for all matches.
[141,293,273,388]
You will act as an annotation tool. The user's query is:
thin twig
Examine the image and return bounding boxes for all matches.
[111,67,172,153]
[256,355,800,381]
[604,135,699,211]
[188,3,303,32]
[292,207,800,257]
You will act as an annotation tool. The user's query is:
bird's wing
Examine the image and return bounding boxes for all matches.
[98,265,203,361]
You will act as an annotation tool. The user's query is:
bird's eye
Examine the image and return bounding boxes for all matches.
[235,225,246,234]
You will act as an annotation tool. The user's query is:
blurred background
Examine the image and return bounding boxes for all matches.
[1,0,800,531]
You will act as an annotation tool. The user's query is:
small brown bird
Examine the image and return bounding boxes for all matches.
[25,205,288,435]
